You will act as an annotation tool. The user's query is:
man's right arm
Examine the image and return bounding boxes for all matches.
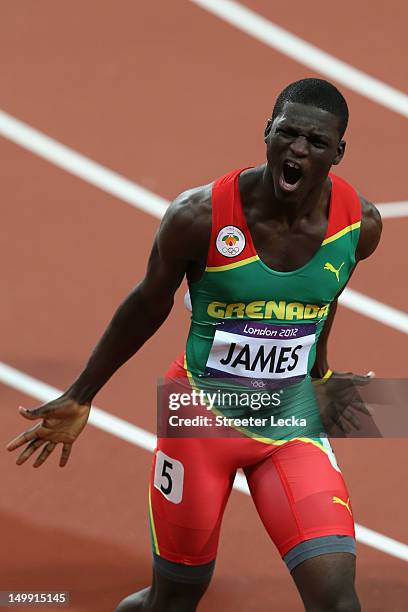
[7,186,212,466]
[67,186,211,404]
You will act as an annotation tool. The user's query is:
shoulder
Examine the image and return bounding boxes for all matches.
[166,183,212,226]
[356,193,382,260]
[157,183,212,260]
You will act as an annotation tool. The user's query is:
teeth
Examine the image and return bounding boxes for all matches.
[286,160,300,169]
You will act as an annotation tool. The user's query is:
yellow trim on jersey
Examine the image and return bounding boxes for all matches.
[205,255,259,272]
[322,221,361,246]
[148,486,160,555]
[183,355,327,453]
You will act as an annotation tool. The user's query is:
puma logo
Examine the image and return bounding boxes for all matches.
[324,261,345,282]
[332,496,352,516]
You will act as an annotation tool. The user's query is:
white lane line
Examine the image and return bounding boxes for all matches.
[376,201,408,219]
[0,110,168,219]
[339,289,408,335]
[189,0,408,118]
[354,524,408,561]
[1,361,407,562]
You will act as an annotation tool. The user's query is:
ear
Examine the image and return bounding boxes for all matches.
[333,139,346,165]
[264,119,272,143]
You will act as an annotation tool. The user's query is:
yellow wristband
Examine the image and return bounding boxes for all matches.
[315,369,333,385]
[321,368,333,381]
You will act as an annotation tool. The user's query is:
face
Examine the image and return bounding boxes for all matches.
[264,102,346,202]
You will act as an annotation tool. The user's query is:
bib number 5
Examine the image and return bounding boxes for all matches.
[160,460,173,494]
[154,450,184,504]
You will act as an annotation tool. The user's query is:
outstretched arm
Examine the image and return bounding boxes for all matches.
[7,186,212,466]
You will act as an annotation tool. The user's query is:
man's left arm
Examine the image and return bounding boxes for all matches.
[311,195,382,379]
[310,298,338,378]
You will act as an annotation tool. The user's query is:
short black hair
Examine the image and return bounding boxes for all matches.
[272,78,349,138]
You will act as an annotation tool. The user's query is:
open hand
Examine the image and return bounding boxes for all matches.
[6,396,91,467]
[315,371,375,435]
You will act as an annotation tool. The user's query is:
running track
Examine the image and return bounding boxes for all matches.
[1,2,407,610]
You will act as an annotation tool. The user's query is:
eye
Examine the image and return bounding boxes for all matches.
[311,139,327,149]
[277,128,295,138]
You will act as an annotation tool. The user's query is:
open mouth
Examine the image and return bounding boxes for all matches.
[279,160,303,192]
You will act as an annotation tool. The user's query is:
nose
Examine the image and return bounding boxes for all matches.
[289,136,309,157]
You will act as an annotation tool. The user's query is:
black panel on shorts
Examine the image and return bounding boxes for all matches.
[153,553,216,584]
[283,535,356,572]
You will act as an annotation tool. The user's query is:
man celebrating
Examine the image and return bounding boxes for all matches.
[8,79,382,611]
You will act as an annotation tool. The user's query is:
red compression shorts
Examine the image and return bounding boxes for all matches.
[148,356,355,566]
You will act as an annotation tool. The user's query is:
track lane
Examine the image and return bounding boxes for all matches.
[237,0,408,92]
[0,1,406,201]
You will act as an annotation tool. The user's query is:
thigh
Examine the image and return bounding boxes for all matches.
[244,438,355,558]
[150,437,236,566]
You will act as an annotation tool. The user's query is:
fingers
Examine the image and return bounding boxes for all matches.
[59,443,72,467]
[13,437,66,467]
[6,423,44,451]
[16,438,46,465]
[33,442,57,468]
[15,439,57,467]
[324,400,375,435]
[353,401,375,416]
[341,407,361,430]
[334,412,352,434]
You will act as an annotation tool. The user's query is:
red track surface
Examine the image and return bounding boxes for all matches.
[1,2,407,610]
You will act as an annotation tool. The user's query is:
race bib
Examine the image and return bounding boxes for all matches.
[205,320,315,381]
[154,450,184,504]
